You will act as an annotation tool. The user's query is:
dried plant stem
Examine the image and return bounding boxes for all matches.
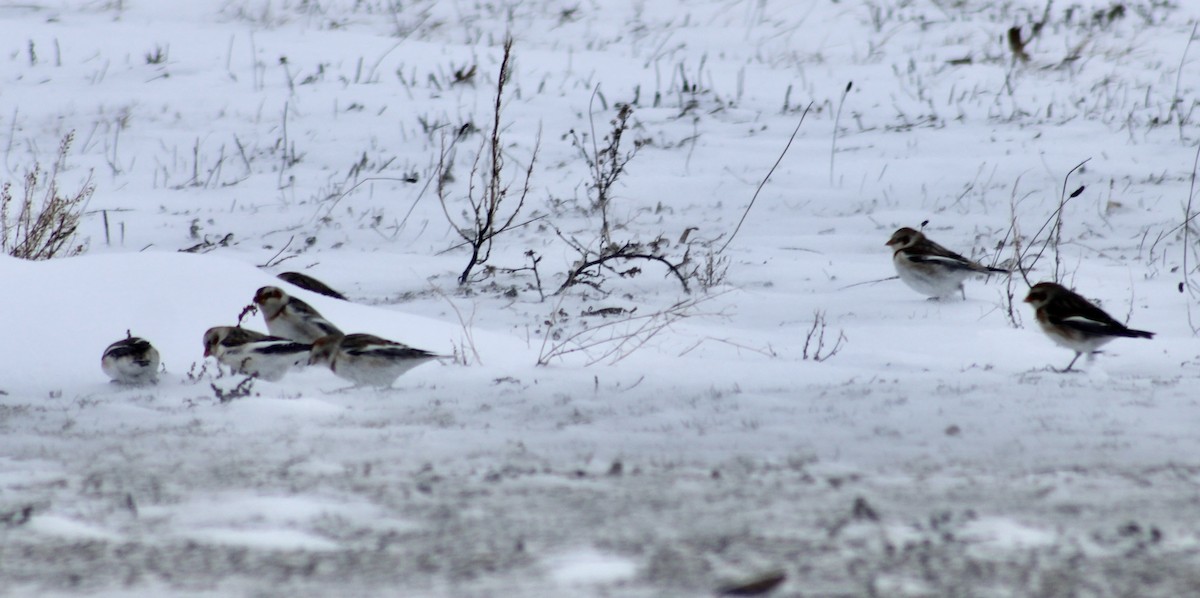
[556,239,691,295]
[435,37,539,286]
[538,295,718,366]
[719,102,812,255]
[830,82,851,185]
[437,289,482,366]
[1019,158,1089,283]
[1173,23,1198,143]
[801,310,846,362]
[1184,141,1200,333]
[2,131,94,260]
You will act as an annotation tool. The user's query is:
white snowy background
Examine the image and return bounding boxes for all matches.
[2,0,1200,595]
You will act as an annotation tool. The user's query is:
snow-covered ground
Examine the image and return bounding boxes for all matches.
[3,0,1200,595]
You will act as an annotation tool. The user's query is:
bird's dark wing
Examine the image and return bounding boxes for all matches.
[105,338,152,359]
[252,340,312,355]
[1045,294,1152,338]
[278,272,348,301]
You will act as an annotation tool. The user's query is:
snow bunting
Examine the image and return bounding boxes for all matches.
[277,271,347,301]
[203,326,311,382]
[1024,282,1154,371]
[886,227,1010,299]
[253,286,343,343]
[101,332,160,385]
[308,333,440,388]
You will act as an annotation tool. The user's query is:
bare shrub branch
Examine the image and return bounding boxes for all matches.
[437,37,539,285]
[802,310,846,362]
[2,132,94,260]
[555,234,692,295]
[571,96,639,245]
[559,101,714,295]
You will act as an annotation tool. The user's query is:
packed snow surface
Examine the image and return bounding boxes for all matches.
[2,0,1200,595]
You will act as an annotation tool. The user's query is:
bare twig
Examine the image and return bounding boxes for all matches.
[837,275,899,291]
[801,310,846,362]
[561,101,709,295]
[538,294,719,366]
[2,132,94,260]
[572,99,637,245]
[1003,174,1035,326]
[1019,158,1090,283]
[1184,141,1200,333]
[436,38,540,285]
[258,235,294,268]
[677,336,777,359]
[495,250,546,301]
[434,214,547,255]
[719,102,813,255]
[830,83,851,185]
[556,238,691,295]
[315,175,422,225]
[1172,23,1198,143]
[437,289,481,366]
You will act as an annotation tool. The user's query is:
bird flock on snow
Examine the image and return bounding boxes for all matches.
[103,273,440,388]
[101,227,1156,386]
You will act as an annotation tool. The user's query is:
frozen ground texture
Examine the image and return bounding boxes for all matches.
[2,0,1200,595]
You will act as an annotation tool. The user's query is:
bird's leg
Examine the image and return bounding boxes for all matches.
[1059,352,1083,373]
[959,283,966,300]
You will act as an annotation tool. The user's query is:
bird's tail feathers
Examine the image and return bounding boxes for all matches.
[1119,328,1155,339]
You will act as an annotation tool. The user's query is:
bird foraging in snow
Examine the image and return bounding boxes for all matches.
[1024,281,1154,372]
[308,333,440,389]
[886,227,1009,300]
[101,332,160,385]
[253,285,342,343]
[203,326,311,382]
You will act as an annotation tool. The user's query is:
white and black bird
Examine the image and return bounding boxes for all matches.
[203,326,311,382]
[253,286,342,343]
[886,227,1009,299]
[308,333,440,389]
[101,332,160,385]
[1024,282,1154,372]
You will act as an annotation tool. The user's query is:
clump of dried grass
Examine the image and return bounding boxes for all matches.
[1,132,94,260]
